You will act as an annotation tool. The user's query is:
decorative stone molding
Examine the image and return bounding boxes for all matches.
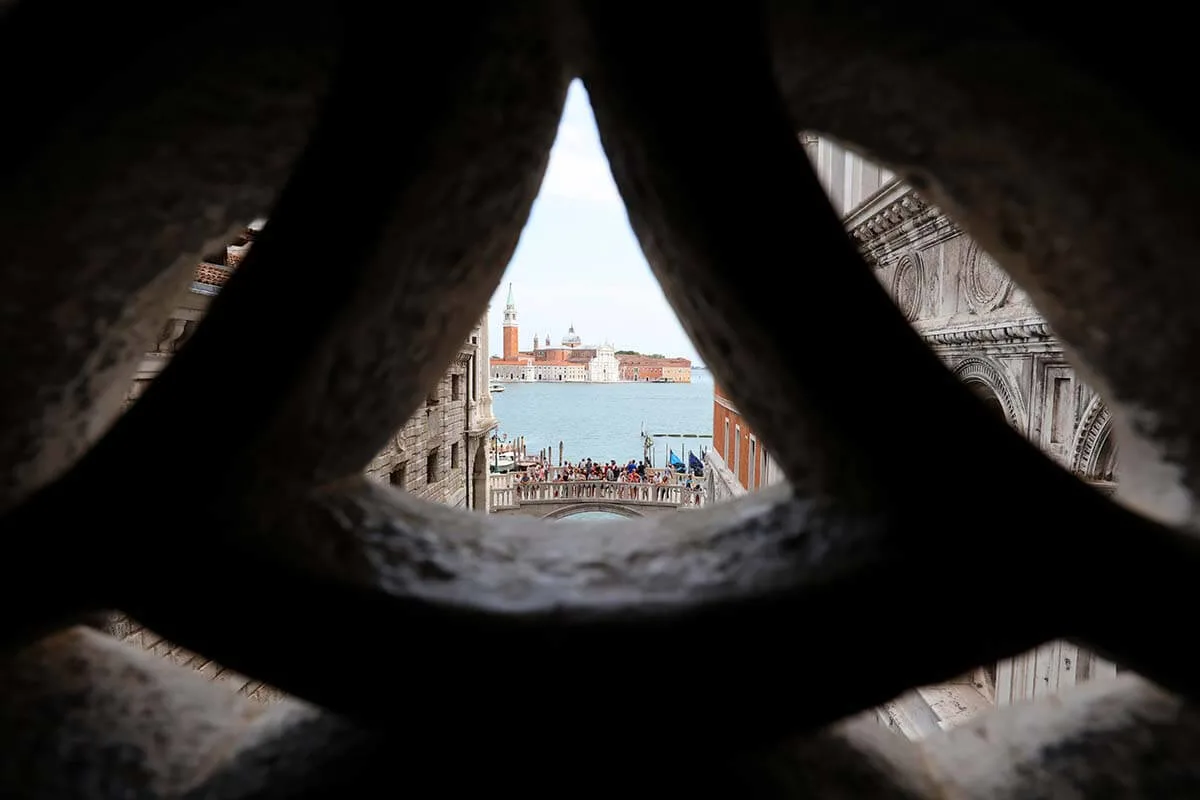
[848,189,930,246]
[890,253,925,322]
[845,182,959,269]
[715,393,740,415]
[963,241,1014,313]
[1071,395,1114,479]
[952,356,1027,430]
[921,319,1053,346]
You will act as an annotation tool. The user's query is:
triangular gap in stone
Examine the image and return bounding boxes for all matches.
[484,78,765,513]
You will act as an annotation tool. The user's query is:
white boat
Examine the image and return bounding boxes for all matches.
[489,454,516,473]
[489,381,505,393]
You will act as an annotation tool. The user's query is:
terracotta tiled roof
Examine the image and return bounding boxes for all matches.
[225,243,250,269]
[191,222,260,290]
[194,263,232,288]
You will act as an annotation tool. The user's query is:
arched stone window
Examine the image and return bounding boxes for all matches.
[1071,396,1119,488]
[952,357,1027,433]
[965,380,1007,421]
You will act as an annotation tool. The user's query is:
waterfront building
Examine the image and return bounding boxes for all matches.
[588,343,620,382]
[706,135,1120,739]
[615,354,692,383]
[488,285,692,383]
[118,220,498,701]
[707,383,785,502]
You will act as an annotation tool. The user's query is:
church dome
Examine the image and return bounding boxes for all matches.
[561,324,582,348]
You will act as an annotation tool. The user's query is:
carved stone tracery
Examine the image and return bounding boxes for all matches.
[1073,395,1117,481]
[3,2,1200,798]
[849,192,931,244]
[890,253,925,322]
[963,239,1014,315]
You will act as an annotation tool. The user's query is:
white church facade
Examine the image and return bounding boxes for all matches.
[588,344,620,383]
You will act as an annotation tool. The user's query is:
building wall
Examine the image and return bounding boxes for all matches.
[661,364,692,383]
[535,347,594,363]
[710,141,1121,732]
[490,359,591,382]
[617,355,693,383]
[364,350,475,509]
[621,363,662,382]
[118,221,497,703]
[490,359,532,381]
[710,382,783,498]
[589,346,620,382]
[802,134,895,218]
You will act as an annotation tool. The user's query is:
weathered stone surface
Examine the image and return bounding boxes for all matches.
[2,1,1200,798]
[115,238,494,701]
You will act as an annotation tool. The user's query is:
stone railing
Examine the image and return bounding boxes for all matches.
[704,448,746,503]
[542,465,695,484]
[491,479,705,510]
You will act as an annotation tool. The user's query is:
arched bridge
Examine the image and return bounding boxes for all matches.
[489,478,705,518]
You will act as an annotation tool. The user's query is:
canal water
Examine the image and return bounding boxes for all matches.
[558,510,627,521]
[490,368,714,466]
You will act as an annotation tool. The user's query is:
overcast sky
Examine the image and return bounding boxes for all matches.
[486,79,702,364]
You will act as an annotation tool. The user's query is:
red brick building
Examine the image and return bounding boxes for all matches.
[709,382,779,494]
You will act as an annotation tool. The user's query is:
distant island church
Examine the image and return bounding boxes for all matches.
[489,284,692,383]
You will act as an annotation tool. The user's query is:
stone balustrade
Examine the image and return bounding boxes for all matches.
[491,479,705,511]
[703,448,746,504]
[539,465,695,484]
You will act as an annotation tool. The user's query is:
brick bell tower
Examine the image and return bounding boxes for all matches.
[502,282,519,360]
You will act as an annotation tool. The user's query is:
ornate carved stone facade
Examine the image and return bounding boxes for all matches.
[118,221,498,702]
[709,139,1123,736]
[841,167,1120,735]
[847,179,1118,494]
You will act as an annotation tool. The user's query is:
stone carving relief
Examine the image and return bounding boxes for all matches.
[963,241,1014,313]
[1071,395,1117,481]
[849,192,930,246]
[952,356,1028,432]
[890,253,925,322]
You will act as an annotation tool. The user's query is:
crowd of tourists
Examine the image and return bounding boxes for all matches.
[516,457,705,505]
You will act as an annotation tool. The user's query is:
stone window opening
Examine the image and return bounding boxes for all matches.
[426,386,439,406]
[748,436,757,490]
[964,379,1006,421]
[1094,432,1118,483]
[389,461,407,490]
[451,442,460,469]
[427,448,439,483]
[734,424,741,478]
[451,373,461,401]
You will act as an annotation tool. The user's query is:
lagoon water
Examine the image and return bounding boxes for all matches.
[490,368,714,466]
